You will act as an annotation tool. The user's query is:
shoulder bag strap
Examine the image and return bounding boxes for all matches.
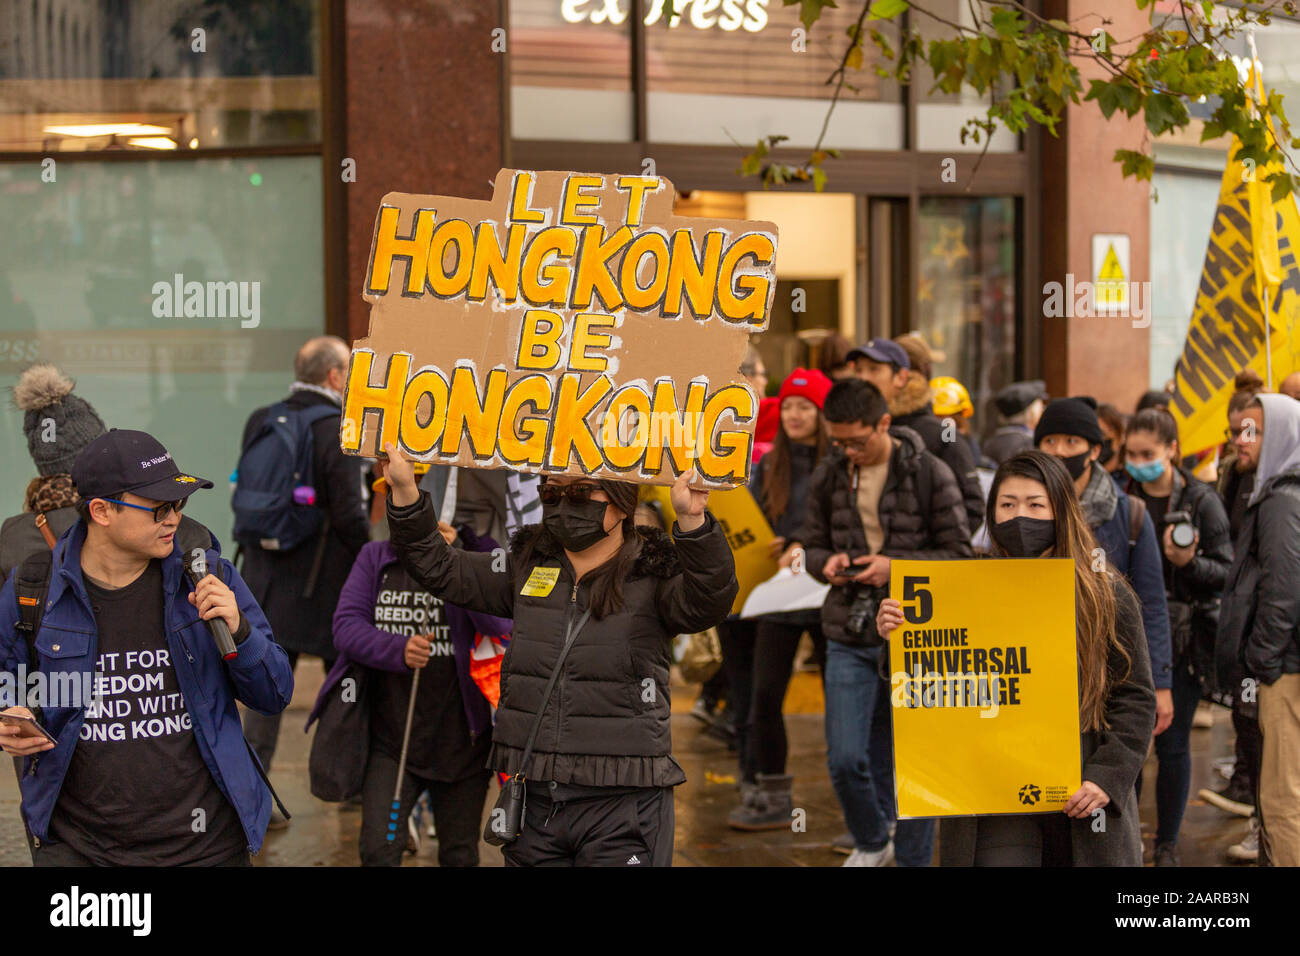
[1127,494,1147,549]
[514,606,593,780]
[33,513,57,550]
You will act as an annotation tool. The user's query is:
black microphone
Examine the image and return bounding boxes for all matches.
[176,518,238,661]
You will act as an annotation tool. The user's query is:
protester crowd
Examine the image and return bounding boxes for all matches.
[0,331,1296,869]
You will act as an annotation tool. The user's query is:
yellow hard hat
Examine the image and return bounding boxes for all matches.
[931,376,973,418]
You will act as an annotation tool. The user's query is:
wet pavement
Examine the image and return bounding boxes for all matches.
[0,662,1257,867]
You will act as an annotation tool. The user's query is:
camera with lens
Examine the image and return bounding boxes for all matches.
[844,584,881,641]
[1165,510,1196,549]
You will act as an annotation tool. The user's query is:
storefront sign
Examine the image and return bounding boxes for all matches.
[340,168,779,487]
[560,0,770,32]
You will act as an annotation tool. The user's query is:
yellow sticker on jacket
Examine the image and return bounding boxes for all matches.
[520,565,560,597]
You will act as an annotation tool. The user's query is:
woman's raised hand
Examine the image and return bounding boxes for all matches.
[380,442,419,506]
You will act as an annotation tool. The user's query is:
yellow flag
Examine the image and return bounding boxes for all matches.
[1169,66,1300,454]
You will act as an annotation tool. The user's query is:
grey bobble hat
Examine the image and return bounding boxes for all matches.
[12,363,108,476]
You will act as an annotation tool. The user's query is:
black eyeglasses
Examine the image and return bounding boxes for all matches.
[831,436,873,454]
[538,482,601,506]
[102,497,188,522]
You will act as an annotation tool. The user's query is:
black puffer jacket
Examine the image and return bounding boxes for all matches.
[1218,466,1300,688]
[387,492,738,787]
[799,427,973,646]
[1121,467,1232,606]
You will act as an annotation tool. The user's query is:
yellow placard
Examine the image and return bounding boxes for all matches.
[340,169,779,488]
[520,565,560,597]
[641,484,776,616]
[888,558,1081,818]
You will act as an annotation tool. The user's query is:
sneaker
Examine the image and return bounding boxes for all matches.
[843,842,895,867]
[1212,756,1236,781]
[1226,819,1259,863]
[1153,841,1180,867]
[266,807,289,831]
[689,697,717,726]
[1192,705,1214,729]
[1199,778,1255,818]
[728,773,794,831]
[831,832,854,855]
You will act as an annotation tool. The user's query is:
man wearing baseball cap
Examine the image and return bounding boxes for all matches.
[848,339,984,532]
[0,428,294,866]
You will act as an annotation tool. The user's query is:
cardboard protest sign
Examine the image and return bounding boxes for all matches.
[340,169,779,488]
[887,558,1081,818]
[641,484,776,615]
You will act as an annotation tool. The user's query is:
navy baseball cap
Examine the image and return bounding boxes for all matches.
[846,338,911,370]
[71,429,213,502]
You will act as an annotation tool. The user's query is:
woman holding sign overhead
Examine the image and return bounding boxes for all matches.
[378,443,738,867]
[876,450,1156,866]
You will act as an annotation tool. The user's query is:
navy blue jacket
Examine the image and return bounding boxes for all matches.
[1091,491,1173,690]
[0,521,294,853]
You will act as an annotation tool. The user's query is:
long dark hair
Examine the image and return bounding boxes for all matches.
[986,450,1130,732]
[760,409,829,524]
[521,477,643,621]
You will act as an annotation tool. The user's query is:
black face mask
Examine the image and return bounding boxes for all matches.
[1058,449,1092,480]
[1098,438,1115,467]
[542,498,611,552]
[990,516,1057,558]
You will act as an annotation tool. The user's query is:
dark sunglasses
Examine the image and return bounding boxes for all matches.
[538,481,601,506]
[102,496,189,522]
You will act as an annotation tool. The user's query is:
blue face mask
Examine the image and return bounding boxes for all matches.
[1125,459,1166,483]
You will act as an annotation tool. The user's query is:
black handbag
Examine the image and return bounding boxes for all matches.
[308,663,371,803]
[484,607,592,847]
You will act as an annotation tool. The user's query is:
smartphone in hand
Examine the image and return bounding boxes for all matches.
[0,713,56,745]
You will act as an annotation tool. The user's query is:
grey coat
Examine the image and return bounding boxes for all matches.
[940,575,1156,866]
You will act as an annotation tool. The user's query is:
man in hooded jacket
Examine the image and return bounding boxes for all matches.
[1217,393,1300,866]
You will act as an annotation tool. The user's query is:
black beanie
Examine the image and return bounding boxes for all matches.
[1033,396,1103,447]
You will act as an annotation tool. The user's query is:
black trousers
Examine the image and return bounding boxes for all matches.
[749,620,826,777]
[502,786,674,867]
[359,750,489,867]
[717,619,757,774]
[32,842,251,867]
[1232,698,1263,793]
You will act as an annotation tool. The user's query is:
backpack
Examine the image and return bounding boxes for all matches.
[232,402,338,552]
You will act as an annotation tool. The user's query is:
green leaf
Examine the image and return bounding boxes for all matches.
[786,0,838,31]
[867,0,908,20]
[813,167,828,192]
[991,8,1022,36]
[1114,148,1154,181]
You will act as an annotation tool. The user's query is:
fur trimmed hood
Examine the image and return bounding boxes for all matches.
[889,372,935,418]
[508,522,684,580]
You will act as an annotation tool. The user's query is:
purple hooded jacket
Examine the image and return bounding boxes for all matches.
[306,535,512,738]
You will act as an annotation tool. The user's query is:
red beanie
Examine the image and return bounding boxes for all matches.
[777,367,833,410]
[755,396,780,444]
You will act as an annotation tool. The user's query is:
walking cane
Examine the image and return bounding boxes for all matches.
[386,668,421,844]
[386,466,458,844]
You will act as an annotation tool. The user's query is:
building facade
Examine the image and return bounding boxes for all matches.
[1,0,1282,527]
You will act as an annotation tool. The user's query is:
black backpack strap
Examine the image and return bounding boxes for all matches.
[1126,494,1147,550]
[13,550,54,672]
